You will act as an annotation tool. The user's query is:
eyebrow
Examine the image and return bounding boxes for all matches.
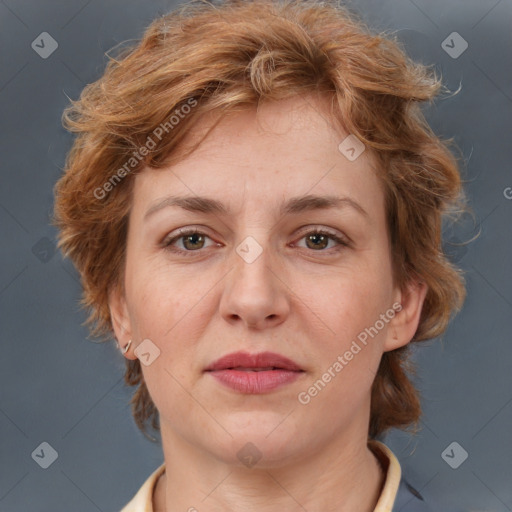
[143,193,369,221]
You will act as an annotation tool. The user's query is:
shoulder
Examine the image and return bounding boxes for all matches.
[120,463,165,512]
[393,476,464,512]
[370,440,463,512]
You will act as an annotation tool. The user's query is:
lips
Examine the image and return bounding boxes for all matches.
[204,351,305,393]
[205,351,304,393]
[204,351,303,372]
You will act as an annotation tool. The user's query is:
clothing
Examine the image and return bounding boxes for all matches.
[120,440,437,512]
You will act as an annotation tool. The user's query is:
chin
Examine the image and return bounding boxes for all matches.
[211,439,302,470]
[207,417,304,468]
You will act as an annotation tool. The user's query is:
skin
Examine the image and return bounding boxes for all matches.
[109,93,427,512]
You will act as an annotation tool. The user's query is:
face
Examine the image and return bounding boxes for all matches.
[110,94,425,468]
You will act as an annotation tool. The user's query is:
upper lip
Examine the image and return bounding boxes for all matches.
[205,351,303,372]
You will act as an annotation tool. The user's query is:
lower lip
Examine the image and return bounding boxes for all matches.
[206,369,303,393]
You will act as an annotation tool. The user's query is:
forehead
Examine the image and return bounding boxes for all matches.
[132,94,384,219]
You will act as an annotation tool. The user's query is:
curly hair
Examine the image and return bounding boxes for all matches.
[52,0,466,441]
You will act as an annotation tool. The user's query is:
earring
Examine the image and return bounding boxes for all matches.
[122,339,132,354]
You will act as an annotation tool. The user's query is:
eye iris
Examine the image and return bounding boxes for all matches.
[183,233,204,250]
[306,233,328,250]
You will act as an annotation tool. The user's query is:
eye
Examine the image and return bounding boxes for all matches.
[162,227,350,256]
[162,228,216,254]
[294,228,349,252]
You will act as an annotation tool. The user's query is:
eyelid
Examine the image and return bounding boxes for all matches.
[161,227,218,254]
[293,225,351,245]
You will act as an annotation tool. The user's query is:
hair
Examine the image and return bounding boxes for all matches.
[53,0,467,441]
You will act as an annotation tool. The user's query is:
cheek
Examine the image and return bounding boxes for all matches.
[313,269,388,329]
[304,261,393,370]
[300,281,388,419]
[125,255,202,336]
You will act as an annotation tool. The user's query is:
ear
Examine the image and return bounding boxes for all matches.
[108,284,137,360]
[383,278,428,352]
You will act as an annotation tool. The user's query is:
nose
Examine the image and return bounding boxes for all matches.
[219,236,290,330]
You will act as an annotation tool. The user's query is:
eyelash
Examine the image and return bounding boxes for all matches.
[161,227,350,257]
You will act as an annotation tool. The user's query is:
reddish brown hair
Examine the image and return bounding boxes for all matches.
[53,0,466,441]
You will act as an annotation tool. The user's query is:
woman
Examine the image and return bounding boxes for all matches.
[53,0,466,510]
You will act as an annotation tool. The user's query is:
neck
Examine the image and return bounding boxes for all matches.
[153,426,385,512]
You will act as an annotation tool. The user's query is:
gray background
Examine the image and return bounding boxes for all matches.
[0,0,511,511]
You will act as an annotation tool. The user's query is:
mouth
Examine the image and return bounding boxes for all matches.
[204,351,304,372]
[204,351,305,394]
